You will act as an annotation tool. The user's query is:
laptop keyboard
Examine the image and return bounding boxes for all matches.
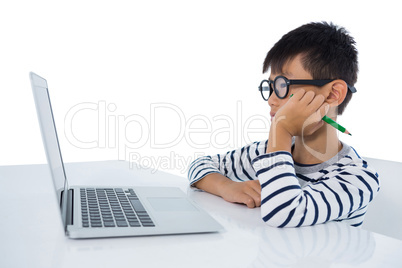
[80,188,155,228]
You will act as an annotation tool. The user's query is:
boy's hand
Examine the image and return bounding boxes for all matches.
[194,173,261,208]
[219,180,261,208]
[274,89,329,137]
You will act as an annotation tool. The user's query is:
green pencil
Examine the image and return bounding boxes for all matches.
[321,115,351,135]
[289,94,351,136]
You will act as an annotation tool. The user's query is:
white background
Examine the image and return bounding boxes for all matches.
[1,0,401,176]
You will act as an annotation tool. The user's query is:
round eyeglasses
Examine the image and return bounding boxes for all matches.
[258,76,357,101]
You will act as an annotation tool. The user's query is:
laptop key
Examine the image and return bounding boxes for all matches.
[116,220,128,227]
[129,221,141,227]
[104,222,115,227]
[128,189,136,195]
[129,199,146,212]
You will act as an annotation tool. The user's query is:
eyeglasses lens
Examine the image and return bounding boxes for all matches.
[260,80,271,101]
[274,77,287,98]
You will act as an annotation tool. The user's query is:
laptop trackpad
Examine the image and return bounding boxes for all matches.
[147,197,198,212]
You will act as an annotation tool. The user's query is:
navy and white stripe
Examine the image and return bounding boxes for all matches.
[187,140,380,228]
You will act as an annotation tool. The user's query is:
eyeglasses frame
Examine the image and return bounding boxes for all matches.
[258,75,357,101]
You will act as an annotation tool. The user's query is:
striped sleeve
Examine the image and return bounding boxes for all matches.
[251,151,380,228]
[187,140,268,186]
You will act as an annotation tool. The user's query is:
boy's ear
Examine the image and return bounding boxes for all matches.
[326,80,348,107]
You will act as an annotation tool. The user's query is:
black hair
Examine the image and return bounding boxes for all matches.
[263,22,358,115]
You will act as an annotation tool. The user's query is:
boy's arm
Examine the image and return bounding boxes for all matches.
[252,152,380,227]
[252,90,379,226]
[194,173,261,208]
[188,141,267,208]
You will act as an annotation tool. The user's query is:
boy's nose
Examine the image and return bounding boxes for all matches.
[268,93,280,108]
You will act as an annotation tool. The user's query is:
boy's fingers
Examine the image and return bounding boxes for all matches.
[242,194,259,208]
[235,187,261,208]
[244,188,261,207]
[301,90,315,104]
[249,180,262,192]
[292,88,306,100]
[309,94,325,109]
[318,103,330,118]
[308,103,330,125]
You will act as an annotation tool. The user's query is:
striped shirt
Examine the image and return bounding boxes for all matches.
[188,140,380,228]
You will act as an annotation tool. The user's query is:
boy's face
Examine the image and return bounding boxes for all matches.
[268,54,331,121]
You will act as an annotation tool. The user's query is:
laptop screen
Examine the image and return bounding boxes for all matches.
[30,72,69,230]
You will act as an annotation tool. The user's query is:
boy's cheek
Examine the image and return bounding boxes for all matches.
[291,87,318,96]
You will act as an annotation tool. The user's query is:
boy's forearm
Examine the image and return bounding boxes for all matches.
[267,125,293,154]
[193,173,232,198]
[194,173,261,208]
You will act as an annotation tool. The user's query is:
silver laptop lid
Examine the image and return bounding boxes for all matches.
[30,72,69,231]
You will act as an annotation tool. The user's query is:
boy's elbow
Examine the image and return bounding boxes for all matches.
[261,217,289,228]
[260,210,292,228]
[261,218,283,228]
[260,202,305,228]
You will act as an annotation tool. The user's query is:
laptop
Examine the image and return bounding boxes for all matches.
[29,72,223,239]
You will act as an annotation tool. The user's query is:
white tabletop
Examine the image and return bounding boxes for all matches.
[1,161,401,268]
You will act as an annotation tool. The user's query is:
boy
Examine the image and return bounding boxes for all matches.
[187,22,380,228]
